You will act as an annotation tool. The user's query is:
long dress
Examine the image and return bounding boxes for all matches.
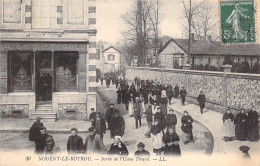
[221,113,235,138]
[181,115,194,142]
[128,97,134,116]
[163,132,181,156]
[234,113,248,141]
[150,125,163,153]
[247,110,259,141]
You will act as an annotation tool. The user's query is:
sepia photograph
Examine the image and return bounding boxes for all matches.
[0,0,259,165]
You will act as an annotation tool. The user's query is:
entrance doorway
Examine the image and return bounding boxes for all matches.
[35,51,53,103]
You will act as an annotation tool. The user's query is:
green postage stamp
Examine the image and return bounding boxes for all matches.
[220,0,256,44]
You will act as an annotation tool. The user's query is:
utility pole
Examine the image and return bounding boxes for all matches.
[187,0,191,65]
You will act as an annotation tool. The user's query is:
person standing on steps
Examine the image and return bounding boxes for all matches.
[197,91,206,114]
[180,87,187,106]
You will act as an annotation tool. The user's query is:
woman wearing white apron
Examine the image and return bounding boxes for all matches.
[128,93,134,117]
[221,109,235,142]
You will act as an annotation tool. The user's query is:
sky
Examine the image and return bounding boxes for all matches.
[96,0,259,45]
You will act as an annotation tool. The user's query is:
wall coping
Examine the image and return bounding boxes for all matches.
[125,66,260,79]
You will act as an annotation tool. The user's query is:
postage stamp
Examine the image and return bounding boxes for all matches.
[220,0,256,44]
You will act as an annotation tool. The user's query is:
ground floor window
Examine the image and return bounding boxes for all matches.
[8,51,33,92]
[173,55,184,69]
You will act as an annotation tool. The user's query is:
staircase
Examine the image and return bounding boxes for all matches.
[30,103,57,122]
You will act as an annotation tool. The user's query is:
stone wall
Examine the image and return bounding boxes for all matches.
[125,67,260,113]
[0,104,29,118]
[58,103,87,120]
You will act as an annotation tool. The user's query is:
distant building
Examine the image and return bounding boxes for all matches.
[101,46,121,73]
[0,0,97,121]
[159,35,260,70]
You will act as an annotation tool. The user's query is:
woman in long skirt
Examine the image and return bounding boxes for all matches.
[221,109,235,142]
[234,109,248,141]
[151,119,163,155]
[128,94,134,117]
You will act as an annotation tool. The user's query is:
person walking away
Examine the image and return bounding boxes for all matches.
[247,106,259,142]
[109,109,125,138]
[89,108,96,127]
[84,127,106,154]
[67,128,84,153]
[197,91,206,114]
[105,104,115,129]
[94,112,106,140]
[117,87,122,104]
[133,97,142,129]
[108,136,129,156]
[143,104,153,138]
[221,109,235,142]
[174,84,179,98]
[234,109,248,141]
[180,87,187,106]
[163,127,181,156]
[151,119,164,155]
[181,111,194,144]
[29,117,43,142]
[100,76,103,85]
[134,142,150,156]
[165,110,177,132]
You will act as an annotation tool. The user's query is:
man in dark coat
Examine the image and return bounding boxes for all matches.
[29,117,44,142]
[84,127,105,154]
[89,108,96,127]
[165,110,177,131]
[197,91,206,114]
[67,128,84,153]
[134,142,150,156]
[117,87,122,104]
[174,84,179,98]
[109,109,125,138]
[108,136,129,156]
[180,87,187,106]
[133,97,142,129]
[181,111,194,144]
[105,104,115,129]
[35,127,53,154]
[163,127,181,156]
[143,104,153,138]
[247,106,259,142]
[94,112,106,139]
[234,109,248,141]
[166,86,174,105]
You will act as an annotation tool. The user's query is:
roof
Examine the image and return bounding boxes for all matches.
[102,46,121,53]
[159,38,260,56]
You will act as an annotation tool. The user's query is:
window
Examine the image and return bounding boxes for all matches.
[8,51,33,92]
[173,54,184,69]
[54,52,78,92]
[108,54,115,61]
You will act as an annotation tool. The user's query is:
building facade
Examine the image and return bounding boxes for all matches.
[101,46,121,73]
[0,0,97,121]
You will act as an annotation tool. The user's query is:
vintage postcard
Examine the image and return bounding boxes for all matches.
[0,0,259,166]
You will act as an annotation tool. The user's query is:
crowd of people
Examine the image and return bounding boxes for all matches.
[28,75,259,157]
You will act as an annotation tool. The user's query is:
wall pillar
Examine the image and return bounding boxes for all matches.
[222,64,232,111]
[0,51,8,94]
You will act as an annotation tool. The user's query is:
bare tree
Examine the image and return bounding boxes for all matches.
[121,0,154,66]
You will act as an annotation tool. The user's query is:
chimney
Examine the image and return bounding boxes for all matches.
[207,35,212,42]
[190,33,194,42]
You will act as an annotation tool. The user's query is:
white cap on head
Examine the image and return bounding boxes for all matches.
[114,135,122,140]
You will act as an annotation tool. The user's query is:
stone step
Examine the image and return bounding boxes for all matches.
[36,105,52,109]
[30,113,57,122]
[36,108,52,111]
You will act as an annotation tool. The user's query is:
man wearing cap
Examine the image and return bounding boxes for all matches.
[134,142,150,156]
[94,112,106,139]
[105,104,115,129]
[143,104,153,138]
[197,91,206,114]
[181,111,194,144]
[89,108,96,127]
[108,136,129,156]
[109,109,125,138]
[165,110,177,132]
[29,117,44,142]
[67,128,84,153]
[84,127,105,154]
[239,145,250,159]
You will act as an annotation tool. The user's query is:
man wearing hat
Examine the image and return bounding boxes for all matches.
[108,136,129,156]
[239,145,250,159]
[105,104,115,129]
[84,127,105,154]
[29,117,44,142]
[180,87,187,106]
[165,109,177,132]
[197,91,206,114]
[35,127,53,154]
[134,142,150,156]
[109,109,125,138]
[133,97,142,129]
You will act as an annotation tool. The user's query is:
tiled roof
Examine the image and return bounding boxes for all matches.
[160,38,260,56]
